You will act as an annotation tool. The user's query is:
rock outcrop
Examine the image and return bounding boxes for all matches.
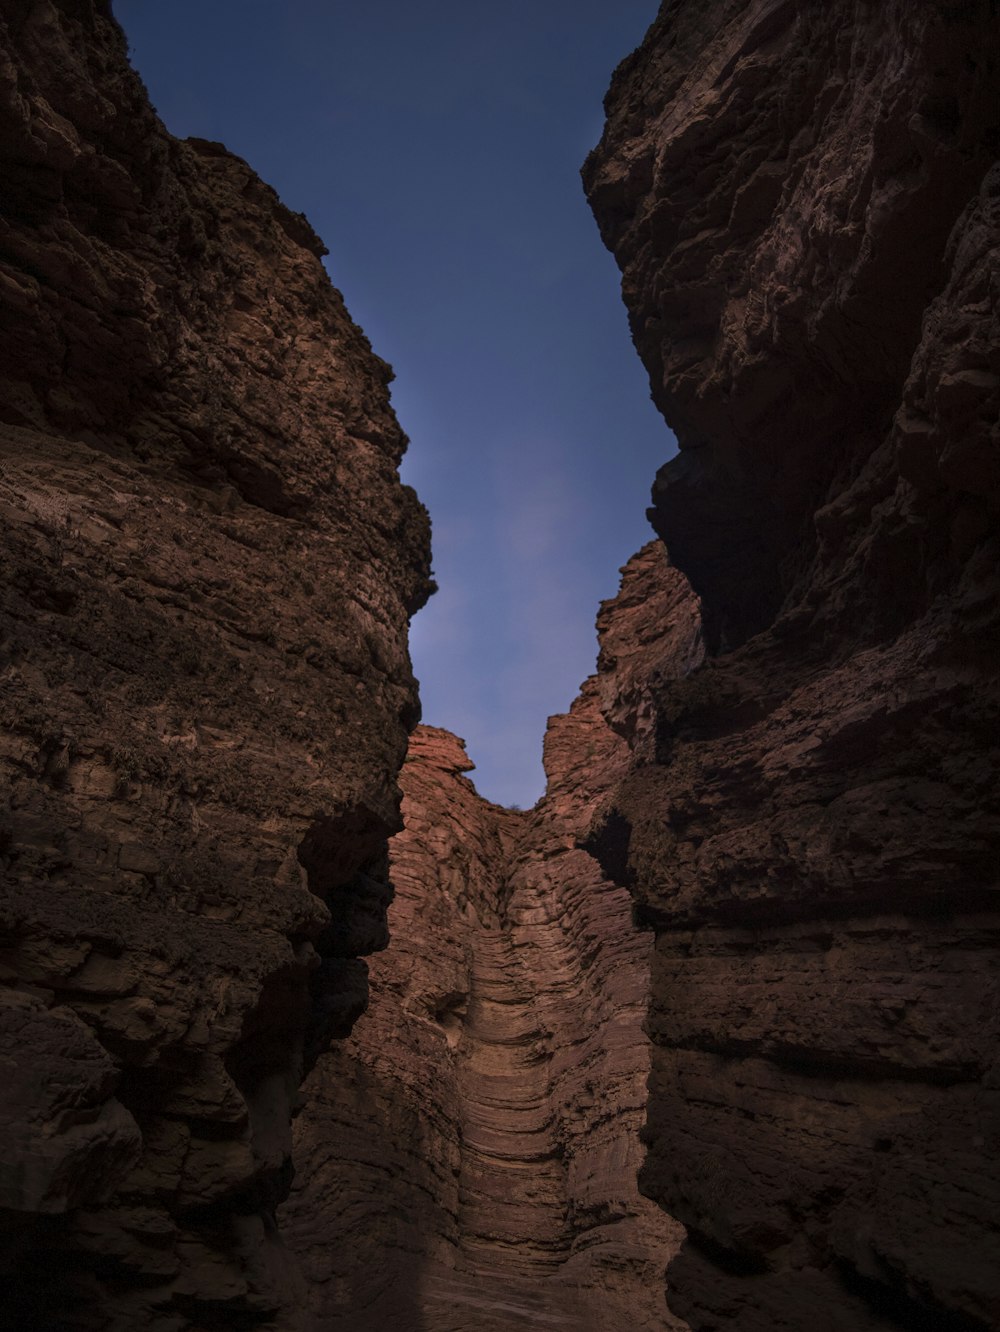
[285,544,698,1331]
[0,2,431,1328]
[584,3,1000,1330]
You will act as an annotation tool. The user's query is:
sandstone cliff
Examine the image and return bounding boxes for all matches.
[584,3,999,1330]
[285,542,699,1331]
[0,3,431,1328]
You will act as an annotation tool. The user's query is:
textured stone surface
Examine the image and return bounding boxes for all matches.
[585,0,999,652]
[0,3,431,1328]
[286,546,698,1330]
[585,3,999,1330]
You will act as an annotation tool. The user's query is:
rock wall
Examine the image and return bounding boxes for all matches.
[0,3,431,1328]
[584,3,999,1330]
[285,544,699,1331]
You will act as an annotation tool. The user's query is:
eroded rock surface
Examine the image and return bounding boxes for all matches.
[0,2,431,1328]
[286,545,698,1331]
[584,3,999,1330]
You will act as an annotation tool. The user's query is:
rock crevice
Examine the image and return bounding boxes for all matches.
[286,545,700,1331]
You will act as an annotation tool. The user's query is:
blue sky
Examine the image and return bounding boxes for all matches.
[115,0,676,807]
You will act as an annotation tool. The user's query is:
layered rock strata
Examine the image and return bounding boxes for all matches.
[285,544,699,1331]
[584,3,1000,1330]
[0,3,431,1328]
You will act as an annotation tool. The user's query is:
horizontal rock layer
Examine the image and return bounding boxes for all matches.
[0,2,431,1328]
[584,3,999,1330]
[285,545,699,1330]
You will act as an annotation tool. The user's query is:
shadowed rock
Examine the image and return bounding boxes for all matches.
[0,2,431,1327]
[584,3,1000,1330]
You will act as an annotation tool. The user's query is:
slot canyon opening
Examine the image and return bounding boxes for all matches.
[0,2,996,1331]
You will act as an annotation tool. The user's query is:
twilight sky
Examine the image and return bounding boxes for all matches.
[115,0,676,808]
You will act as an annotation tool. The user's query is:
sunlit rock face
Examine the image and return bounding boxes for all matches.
[584,3,1000,1330]
[286,546,699,1331]
[0,2,431,1327]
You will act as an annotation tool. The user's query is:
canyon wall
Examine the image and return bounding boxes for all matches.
[584,2,999,1330]
[285,542,700,1331]
[0,2,431,1328]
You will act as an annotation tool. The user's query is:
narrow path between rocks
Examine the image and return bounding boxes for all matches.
[285,550,699,1330]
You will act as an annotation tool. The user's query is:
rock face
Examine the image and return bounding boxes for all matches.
[584,3,1000,1330]
[0,3,431,1328]
[285,543,698,1331]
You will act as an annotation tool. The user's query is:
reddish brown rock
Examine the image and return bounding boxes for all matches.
[595,539,703,757]
[286,546,698,1330]
[0,3,430,1328]
[585,0,998,652]
[584,4,999,1331]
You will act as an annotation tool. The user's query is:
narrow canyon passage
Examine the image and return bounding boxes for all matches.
[285,545,701,1331]
[1,3,997,1330]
